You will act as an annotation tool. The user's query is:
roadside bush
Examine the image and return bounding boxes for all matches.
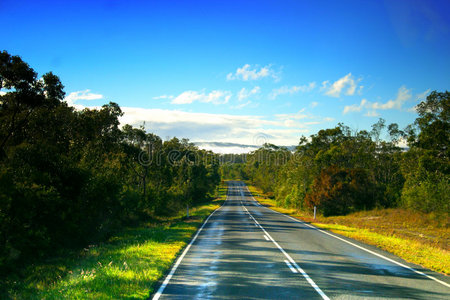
[402,169,450,215]
[305,166,377,216]
[401,149,450,215]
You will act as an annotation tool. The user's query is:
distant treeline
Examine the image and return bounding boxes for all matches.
[221,91,449,218]
[0,51,220,271]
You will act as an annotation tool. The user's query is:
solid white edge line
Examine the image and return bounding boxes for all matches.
[152,185,230,300]
[284,214,450,288]
[250,189,450,289]
[264,234,270,241]
[241,204,330,300]
[284,260,298,273]
[244,186,261,206]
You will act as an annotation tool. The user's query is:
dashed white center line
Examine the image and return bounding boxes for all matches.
[241,203,330,300]
[263,235,269,241]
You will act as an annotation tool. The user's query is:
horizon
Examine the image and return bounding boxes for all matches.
[1,0,449,153]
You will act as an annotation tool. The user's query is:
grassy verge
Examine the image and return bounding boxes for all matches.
[2,183,228,299]
[247,184,450,275]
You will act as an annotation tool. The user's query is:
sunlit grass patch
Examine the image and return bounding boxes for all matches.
[4,183,227,299]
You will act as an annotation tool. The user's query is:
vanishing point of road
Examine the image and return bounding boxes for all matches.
[152,181,450,299]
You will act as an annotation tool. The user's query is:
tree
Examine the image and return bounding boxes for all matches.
[414,91,450,158]
[0,51,65,157]
[401,91,450,215]
[305,166,377,216]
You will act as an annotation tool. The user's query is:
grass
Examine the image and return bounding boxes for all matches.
[246,184,450,275]
[2,183,228,299]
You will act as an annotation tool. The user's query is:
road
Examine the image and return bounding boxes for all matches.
[153,181,450,299]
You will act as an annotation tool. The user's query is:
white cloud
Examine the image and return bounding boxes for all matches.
[343,86,413,116]
[118,107,304,147]
[343,99,368,114]
[310,101,319,108]
[322,73,360,97]
[371,86,411,110]
[0,91,6,96]
[59,88,334,153]
[269,82,316,99]
[65,89,103,102]
[64,89,104,109]
[153,95,174,100]
[274,109,333,130]
[237,86,261,101]
[283,119,297,128]
[195,142,260,154]
[405,89,430,113]
[171,90,231,105]
[227,64,279,81]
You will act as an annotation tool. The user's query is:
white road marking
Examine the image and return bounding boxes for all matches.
[282,214,450,288]
[264,235,269,241]
[152,189,229,299]
[284,260,299,273]
[243,186,261,206]
[250,187,450,289]
[241,204,330,300]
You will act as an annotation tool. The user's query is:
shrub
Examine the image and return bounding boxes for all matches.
[305,166,377,216]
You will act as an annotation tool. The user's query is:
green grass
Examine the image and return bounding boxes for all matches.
[2,183,227,299]
[246,184,450,275]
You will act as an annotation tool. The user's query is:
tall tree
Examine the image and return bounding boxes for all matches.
[414,91,450,158]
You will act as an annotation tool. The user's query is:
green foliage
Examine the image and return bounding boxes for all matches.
[238,121,408,216]
[244,144,291,195]
[400,149,450,214]
[401,91,450,215]
[0,51,220,273]
[220,92,449,218]
[414,91,449,157]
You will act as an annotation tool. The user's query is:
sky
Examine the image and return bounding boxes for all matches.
[1,0,450,153]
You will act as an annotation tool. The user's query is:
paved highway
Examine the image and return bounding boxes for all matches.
[153,181,450,299]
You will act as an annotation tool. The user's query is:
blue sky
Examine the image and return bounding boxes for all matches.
[2,0,450,152]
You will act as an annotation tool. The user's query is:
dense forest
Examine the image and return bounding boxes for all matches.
[221,91,449,217]
[0,51,220,271]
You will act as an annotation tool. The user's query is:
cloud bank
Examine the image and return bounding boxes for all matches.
[119,107,308,147]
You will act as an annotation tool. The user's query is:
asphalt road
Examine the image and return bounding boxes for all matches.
[153,181,450,299]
